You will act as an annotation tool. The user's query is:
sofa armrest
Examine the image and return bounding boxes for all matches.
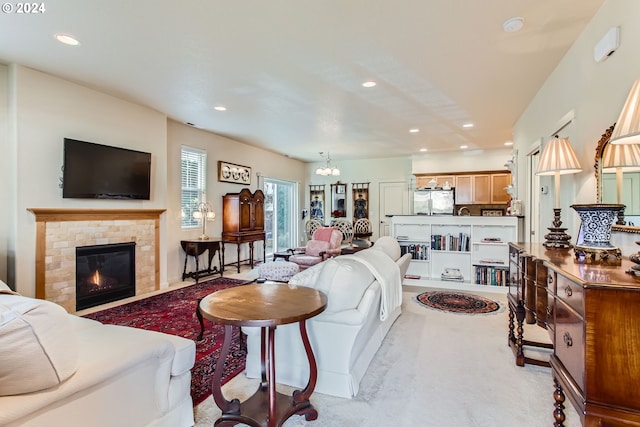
[396,252,412,278]
[314,309,365,326]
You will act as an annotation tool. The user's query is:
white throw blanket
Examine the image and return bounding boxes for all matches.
[344,250,402,321]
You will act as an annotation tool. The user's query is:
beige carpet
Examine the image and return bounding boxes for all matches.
[193,287,580,427]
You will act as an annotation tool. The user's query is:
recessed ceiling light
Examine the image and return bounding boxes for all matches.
[55,33,80,46]
[462,123,474,128]
[214,106,227,111]
[419,148,427,152]
[409,128,420,133]
[503,17,524,33]
[504,141,514,146]
[362,81,377,88]
[460,145,469,150]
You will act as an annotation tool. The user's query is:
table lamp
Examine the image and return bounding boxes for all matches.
[535,136,582,249]
[609,78,640,275]
[602,143,640,224]
[193,202,216,240]
[610,79,640,146]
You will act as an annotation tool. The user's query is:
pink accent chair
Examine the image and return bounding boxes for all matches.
[288,227,343,270]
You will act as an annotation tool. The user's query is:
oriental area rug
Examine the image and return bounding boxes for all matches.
[415,291,501,315]
[83,277,249,406]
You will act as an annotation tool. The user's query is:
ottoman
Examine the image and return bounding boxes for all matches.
[257,261,300,282]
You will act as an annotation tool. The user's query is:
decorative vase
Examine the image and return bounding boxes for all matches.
[571,204,624,264]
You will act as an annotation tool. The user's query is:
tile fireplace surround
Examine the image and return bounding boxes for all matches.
[28,208,165,313]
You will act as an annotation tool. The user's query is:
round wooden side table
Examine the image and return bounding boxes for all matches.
[199,283,327,427]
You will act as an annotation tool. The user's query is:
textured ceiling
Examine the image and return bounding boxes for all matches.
[0,0,604,162]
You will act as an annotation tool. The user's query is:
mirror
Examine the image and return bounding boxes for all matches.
[352,182,369,220]
[330,182,347,218]
[309,185,325,223]
[595,124,640,233]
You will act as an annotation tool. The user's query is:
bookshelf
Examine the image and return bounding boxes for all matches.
[392,215,519,287]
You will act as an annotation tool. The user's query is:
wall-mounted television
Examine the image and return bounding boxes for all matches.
[62,138,151,200]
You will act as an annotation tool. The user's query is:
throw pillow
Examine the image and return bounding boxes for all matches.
[0,294,79,396]
[313,258,374,313]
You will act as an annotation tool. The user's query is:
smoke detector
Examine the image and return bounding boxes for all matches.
[503,17,524,33]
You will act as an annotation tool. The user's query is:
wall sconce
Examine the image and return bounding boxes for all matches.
[193,202,216,240]
[535,136,582,249]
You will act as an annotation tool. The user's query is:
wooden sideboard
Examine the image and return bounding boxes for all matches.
[510,243,640,427]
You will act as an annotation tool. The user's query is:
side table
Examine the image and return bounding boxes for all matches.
[181,239,223,284]
[199,283,327,427]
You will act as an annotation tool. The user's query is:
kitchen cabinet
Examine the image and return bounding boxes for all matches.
[491,173,511,204]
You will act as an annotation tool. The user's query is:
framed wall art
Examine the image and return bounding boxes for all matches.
[218,161,251,185]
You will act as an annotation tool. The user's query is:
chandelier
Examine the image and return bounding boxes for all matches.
[315,152,340,176]
[192,202,216,240]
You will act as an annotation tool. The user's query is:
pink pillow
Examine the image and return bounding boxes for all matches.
[314,227,334,242]
[306,240,330,257]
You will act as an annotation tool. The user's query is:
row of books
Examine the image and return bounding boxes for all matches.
[400,244,429,260]
[431,233,470,252]
[473,265,509,286]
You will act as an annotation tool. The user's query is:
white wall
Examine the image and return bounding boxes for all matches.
[10,65,168,296]
[0,64,10,284]
[166,120,306,283]
[513,0,640,251]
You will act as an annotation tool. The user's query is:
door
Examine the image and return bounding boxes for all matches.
[379,181,410,237]
[263,178,297,257]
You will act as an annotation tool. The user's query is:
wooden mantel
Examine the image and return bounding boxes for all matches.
[28,208,166,222]
[28,208,166,301]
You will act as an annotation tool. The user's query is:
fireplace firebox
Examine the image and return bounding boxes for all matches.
[76,242,136,311]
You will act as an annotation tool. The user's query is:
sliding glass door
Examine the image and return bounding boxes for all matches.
[263,178,298,256]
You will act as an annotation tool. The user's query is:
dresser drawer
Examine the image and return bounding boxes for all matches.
[556,274,584,317]
[554,299,585,393]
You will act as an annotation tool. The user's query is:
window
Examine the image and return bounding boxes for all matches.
[263,178,298,255]
[181,146,207,228]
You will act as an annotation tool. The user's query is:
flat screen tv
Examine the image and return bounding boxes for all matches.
[62,138,151,200]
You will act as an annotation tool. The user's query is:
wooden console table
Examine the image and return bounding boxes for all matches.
[199,283,327,427]
[510,243,640,427]
[180,239,222,284]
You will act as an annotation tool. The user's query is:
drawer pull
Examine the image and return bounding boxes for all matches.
[564,286,572,297]
[546,306,553,316]
[548,276,554,285]
[563,332,573,347]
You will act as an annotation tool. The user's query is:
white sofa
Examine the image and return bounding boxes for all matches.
[0,281,196,427]
[243,236,411,398]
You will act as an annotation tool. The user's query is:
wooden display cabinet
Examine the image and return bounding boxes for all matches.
[222,188,266,272]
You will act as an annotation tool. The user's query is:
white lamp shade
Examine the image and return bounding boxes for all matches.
[536,137,582,175]
[610,79,640,145]
[331,168,340,176]
[602,142,640,172]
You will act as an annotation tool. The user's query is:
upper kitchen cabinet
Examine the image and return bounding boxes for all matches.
[491,173,511,204]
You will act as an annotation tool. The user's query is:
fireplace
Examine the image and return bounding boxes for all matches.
[76,242,136,311]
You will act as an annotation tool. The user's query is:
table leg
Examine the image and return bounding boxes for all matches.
[196,297,205,341]
[194,253,200,285]
[236,244,241,273]
[267,326,276,427]
[553,377,566,427]
[211,324,240,415]
[292,321,319,420]
[182,252,189,281]
[217,246,224,276]
[249,241,255,268]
